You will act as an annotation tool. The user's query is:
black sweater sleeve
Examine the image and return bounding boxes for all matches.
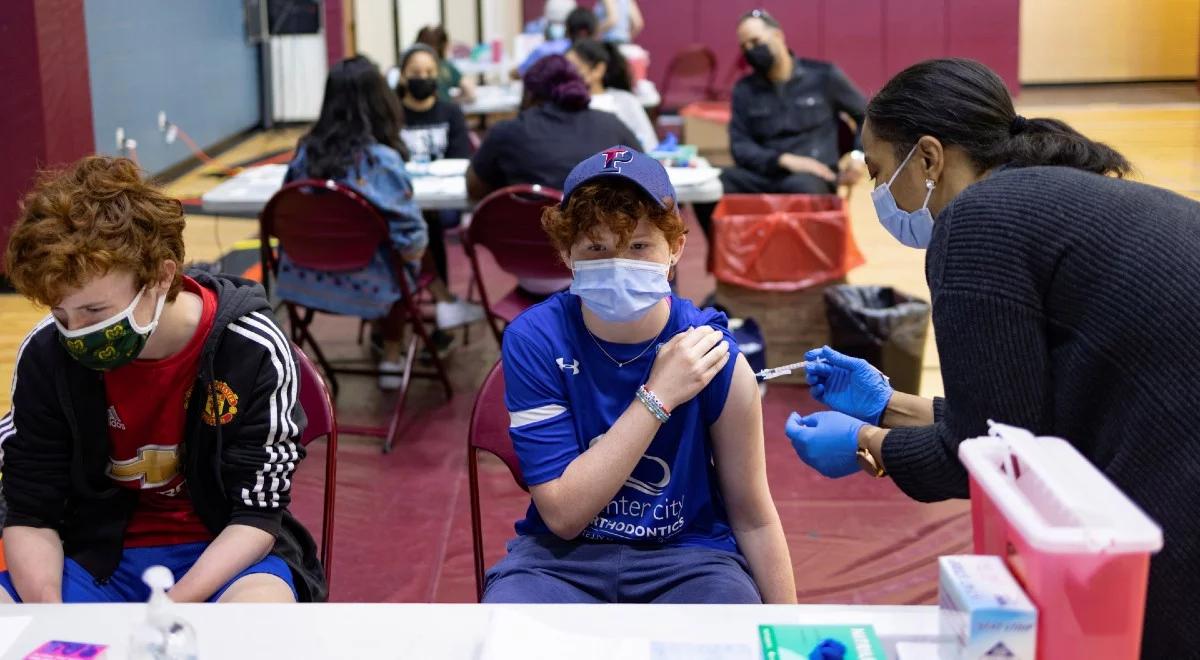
[2,327,73,530]
[883,291,1056,501]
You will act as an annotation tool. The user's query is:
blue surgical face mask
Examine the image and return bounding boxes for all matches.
[570,257,672,323]
[871,144,936,249]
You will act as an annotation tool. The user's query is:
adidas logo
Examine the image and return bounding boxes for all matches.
[107,406,126,431]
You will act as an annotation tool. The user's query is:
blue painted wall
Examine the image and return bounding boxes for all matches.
[85,0,261,175]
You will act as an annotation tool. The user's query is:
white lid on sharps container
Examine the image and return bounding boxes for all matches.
[958,422,1163,554]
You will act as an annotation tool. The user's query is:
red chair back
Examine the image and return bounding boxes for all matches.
[467,184,568,281]
[468,361,527,601]
[659,45,718,112]
[259,179,391,294]
[293,345,338,587]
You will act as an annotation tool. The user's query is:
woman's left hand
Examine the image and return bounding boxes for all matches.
[785,411,864,478]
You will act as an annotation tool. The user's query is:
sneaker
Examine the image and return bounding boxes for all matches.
[419,329,456,364]
[378,360,404,390]
[436,299,485,330]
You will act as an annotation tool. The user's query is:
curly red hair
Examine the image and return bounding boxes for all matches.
[541,178,685,255]
[5,156,186,307]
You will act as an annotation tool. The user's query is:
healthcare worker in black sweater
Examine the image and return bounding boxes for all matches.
[785,58,1199,657]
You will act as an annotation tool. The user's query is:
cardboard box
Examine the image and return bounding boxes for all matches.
[939,555,1037,660]
[680,101,732,166]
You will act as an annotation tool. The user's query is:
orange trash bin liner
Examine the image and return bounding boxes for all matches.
[711,194,865,292]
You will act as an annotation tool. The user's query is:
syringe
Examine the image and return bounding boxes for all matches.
[754,358,825,382]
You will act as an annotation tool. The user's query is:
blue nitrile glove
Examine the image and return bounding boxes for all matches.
[785,411,864,479]
[804,346,893,425]
[809,638,847,660]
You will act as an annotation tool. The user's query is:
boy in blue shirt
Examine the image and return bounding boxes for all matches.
[486,146,796,603]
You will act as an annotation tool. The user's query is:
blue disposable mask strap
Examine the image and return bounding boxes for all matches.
[886,144,920,188]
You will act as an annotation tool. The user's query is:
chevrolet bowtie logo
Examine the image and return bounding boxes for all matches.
[108,445,181,489]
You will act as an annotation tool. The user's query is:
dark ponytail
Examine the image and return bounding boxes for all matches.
[569,39,633,92]
[867,58,1130,177]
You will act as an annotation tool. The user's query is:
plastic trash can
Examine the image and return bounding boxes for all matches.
[959,423,1163,660]
[823,285,929,395]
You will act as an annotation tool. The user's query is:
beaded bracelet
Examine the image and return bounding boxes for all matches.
[636,385,671,423]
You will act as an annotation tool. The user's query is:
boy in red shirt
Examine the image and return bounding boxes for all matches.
[0,156,325,602]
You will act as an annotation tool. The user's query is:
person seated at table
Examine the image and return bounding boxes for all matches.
[395,44,483,331]
[691,8,870,255]
[468,54,638,297]
[398,45,472,164]
[415,25,476,104]
[723,9,867,197]
[516,7,599,77]
[484,147,796,604]
[281,56,476,386]
[566,39,657,152]
[0,155,325,604]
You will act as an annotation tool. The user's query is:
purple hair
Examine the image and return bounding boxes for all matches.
[523,54,591,112]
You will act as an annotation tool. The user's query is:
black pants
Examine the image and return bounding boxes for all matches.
[423,210,448,283]
[694,166,835,241]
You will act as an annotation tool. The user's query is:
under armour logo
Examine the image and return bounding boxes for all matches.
[600,148,634,173]
[556,358,580,375]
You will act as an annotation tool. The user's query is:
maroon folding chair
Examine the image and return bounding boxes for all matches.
[467,361,527,602]
[260,179,453,453]
[462,184,568,344]
[293,344,337,586]
[659,44,719,113]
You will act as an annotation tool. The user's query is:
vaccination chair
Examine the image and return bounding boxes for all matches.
[462,184,568,344]
[259,179,453,453]
[468,361,527,602]
[294,344,338,587]
[659,44,719,114]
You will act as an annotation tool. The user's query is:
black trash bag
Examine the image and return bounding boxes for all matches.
[823,285,930,394]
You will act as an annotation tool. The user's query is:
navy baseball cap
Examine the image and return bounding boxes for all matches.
[561,145,677,209]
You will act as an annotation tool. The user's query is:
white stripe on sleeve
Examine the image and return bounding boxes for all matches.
[509,404,568,429]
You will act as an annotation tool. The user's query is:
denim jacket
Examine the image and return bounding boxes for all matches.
[275,143,427,319]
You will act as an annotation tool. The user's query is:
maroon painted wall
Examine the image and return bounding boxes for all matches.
[0,0,96,262]
[324,0,347,67]
[522,0,1019,97]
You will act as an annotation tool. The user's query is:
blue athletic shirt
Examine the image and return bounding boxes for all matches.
[501,292,742,553]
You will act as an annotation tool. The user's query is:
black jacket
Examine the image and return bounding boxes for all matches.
[728,57,866,176]
[0,272,327,602]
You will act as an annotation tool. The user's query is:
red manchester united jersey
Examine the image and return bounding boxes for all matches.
[105,276,217,547]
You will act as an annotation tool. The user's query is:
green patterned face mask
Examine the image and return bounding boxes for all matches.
[56,287,166,371]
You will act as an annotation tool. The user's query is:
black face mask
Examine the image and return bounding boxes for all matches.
[743,43,775,75]
[406,78,438,101]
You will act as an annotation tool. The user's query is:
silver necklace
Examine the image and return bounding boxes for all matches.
[586,323,667,368]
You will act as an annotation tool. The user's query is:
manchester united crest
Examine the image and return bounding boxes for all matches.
[196,380,239,426]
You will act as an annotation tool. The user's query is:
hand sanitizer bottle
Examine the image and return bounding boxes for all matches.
[129,566,198,660]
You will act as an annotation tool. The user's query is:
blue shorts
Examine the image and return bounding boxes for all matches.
[0,542,296,603]
[483,535,762,604]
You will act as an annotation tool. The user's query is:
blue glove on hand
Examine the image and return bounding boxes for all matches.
[804,346,893,425]
[785,411,864,479]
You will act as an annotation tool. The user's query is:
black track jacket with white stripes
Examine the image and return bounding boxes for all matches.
[0,272,327,602]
